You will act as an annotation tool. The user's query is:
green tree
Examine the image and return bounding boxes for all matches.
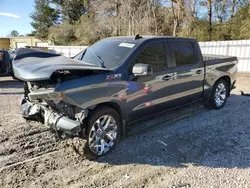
[230,4,250,39]
[29,0,250,45]
[30,0,59,40]
[26,31,37,36]
[48,22,76,45]
[10,30,19,37]
[53,0,88,23]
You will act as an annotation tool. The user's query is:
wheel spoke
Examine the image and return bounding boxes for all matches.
[90,141,99,153]
[220,85,225,91]
[109,141,114,147]
[100,115,108,126]
[102,116,109,130]
[95,119,101,129]
[90,142,98,149]
[215,97,220,106]
[100,139,105,154]
[105,131,115,141]
[89,130,96,141]
[220,94,226,100]
[219,99,222,106]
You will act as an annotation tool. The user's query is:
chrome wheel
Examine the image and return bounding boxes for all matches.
[88,115,118,156]
[214,83,227,107]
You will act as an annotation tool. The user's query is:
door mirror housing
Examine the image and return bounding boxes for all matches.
[132,63,152,76]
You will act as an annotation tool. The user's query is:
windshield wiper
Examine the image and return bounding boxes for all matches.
[93,52,106,68]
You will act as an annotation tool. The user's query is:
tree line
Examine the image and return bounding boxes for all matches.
[30,0,250,45]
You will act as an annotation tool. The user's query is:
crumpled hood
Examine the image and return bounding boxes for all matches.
[13,54,108,81]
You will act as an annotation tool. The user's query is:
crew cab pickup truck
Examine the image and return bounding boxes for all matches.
[13,36,237,157]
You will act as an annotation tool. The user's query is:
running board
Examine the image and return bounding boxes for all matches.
[128,102,206,136]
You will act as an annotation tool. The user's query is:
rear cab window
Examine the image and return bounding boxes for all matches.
[168,41,196,68]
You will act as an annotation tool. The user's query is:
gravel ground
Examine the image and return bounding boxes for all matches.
[0,76,250,188]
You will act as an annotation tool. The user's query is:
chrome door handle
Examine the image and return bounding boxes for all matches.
[162,75,173,81]
[196,70,203,74]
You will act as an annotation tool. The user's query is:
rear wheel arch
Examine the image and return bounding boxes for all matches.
[205,76,231,109]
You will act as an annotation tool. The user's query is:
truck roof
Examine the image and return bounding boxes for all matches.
[105,35,197,43]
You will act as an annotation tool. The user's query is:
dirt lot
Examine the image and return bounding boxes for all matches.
[0,76,250,188]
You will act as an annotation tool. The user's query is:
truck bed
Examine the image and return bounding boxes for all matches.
[203,54,237,65]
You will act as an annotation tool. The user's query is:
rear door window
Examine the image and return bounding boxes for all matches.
[169,41,196,67]
[131,42,167,72]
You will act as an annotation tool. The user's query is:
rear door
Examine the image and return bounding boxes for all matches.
[167,40,204,105]
[126,41,176,122]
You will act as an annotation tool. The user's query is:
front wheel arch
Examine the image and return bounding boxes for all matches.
[86,102,127,135]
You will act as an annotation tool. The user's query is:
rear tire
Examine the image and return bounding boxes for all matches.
[84,106,121,159]
[209,79,229,109]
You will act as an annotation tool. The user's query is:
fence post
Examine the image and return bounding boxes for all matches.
[226,44,230,56]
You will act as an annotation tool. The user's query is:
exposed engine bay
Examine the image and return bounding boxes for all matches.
[20,69,98,138]
[21,90,84,138]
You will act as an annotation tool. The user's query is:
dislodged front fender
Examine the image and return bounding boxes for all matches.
[56,79,129,120]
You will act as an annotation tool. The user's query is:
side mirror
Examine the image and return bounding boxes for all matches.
[132,63,152,76]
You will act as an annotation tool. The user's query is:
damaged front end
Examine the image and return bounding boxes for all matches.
[13,48,111,141]
[21,82,85,139]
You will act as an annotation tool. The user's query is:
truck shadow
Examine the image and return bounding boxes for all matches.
[97,94,250,169]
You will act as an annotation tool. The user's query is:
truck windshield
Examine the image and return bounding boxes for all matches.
[74,39,137,69]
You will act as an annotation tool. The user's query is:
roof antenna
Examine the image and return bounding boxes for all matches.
[134,34,142,40]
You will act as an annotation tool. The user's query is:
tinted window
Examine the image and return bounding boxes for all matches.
[74,39,137,69]
[132,42,166,71]
[169,42,196,67]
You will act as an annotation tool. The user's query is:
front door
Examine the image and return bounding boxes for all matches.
[125,41,176,123]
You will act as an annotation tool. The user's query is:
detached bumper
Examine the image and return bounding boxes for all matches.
[21,97,81,136]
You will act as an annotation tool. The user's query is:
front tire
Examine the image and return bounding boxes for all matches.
[209,79,229,109]
[84,106,121,158]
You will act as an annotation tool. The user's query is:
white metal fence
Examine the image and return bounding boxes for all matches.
[48,45,88,58]
[199,40,250,72]
[48,39,250,72]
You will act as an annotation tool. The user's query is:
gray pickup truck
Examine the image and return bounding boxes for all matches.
[13,36,237,157]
